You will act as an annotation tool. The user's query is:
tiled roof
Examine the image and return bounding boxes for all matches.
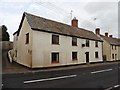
[100,35,120,46]
[17,12,103,42]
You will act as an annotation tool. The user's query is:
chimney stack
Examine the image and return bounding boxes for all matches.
[105,32,108,37]
[109,35,113,38]
[71,17,78,27]
[95,28,100,35]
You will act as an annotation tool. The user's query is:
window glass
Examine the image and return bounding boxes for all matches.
[72,37,77,46]
[72,52,77,60]
[52,35,59,44]
[95,41,98,47]
[95,52,99,58]
[112,54,114,59]
[51,52,59,63]
[26,33,29,44]
[86,40,89,47]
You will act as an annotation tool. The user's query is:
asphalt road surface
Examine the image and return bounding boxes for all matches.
[2,61,120,89]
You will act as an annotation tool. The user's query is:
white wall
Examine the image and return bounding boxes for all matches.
[16,17,33,68]
[87,41,103,63]
[102,39,111,61]
[32,31,103,68]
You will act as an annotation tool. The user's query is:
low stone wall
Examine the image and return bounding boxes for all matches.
[8,50,13,63]
[0,41,13,51]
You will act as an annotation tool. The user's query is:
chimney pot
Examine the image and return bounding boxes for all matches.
[71,17,78,27]
[109,35,113,38]
[105,32,108,37]
[95,28,100,35]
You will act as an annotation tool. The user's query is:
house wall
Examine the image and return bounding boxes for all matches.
[110,45,120,61]
[16,17,33,68]
[13,34,18,61]
[88,40,103,63]
[102,39,111,61]
[118,46,120,60]
[32,31,103,68]
[98,35,120,61]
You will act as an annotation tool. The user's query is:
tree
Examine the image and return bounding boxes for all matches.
[0,25,10,41]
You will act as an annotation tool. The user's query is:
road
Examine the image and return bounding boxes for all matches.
[2,61,120,89]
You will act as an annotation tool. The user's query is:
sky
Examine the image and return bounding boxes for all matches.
[0,0,119,41]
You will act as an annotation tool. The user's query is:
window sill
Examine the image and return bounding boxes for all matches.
[25,43,29,44]
[72,45,78,46]
[72,59,78,61]
[52,44,60,45]
[52,61,59,64]
[95,57,99,59]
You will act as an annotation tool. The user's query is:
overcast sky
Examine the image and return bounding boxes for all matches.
[0,0,119,41]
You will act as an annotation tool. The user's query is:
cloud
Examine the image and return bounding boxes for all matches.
[84,2,114,14]
[2,15,22,41]
[83,2,118,37]
[0,1,119,41]
[1,0,33,2]
[0,2,28,40]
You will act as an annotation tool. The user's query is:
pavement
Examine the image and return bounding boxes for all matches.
[2,51,120,74]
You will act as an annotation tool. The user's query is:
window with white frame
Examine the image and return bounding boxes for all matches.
[95,52,99,58]
[51,52,59,63]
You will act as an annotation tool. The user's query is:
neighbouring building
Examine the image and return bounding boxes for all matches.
[0,41,13,51]
[12,12,103,68]
[0,26,2,41]
[95,28,120,61]
[0,25,13,51]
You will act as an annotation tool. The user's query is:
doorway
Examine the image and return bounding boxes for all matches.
[85,52,89,63]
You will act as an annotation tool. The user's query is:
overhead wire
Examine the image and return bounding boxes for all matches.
[33,1,97,27]
[33,0,117,31]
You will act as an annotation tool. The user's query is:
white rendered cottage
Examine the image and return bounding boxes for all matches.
[13,12,103,68]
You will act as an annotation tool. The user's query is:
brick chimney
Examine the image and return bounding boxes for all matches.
[109,35,113,38]
[71,17,78,27]
[105,32,108,37]
[95,28,100,35]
